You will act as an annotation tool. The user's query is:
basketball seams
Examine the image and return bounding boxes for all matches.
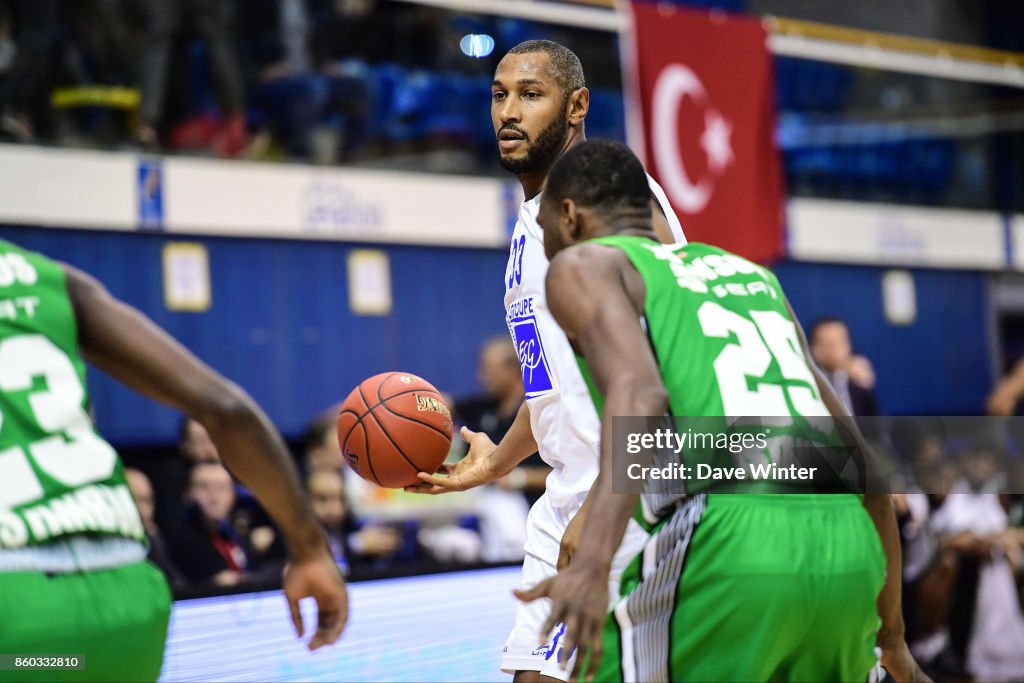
[366,386,438,409]
[338,410,383,487]
[376,372,452,440]
[354,383,388,486]
[359,421,382,487]
[376,397,452,441]
[362,380,423,479]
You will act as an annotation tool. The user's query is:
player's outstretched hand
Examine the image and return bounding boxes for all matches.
[283,547,349,652]
[881,639,932,683]
[514,564,610,682]
[404,426,503,494]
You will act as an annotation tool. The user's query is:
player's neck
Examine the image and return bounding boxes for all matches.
[601,214,655,240]
[615,226,657,239]
[518,171,547,201]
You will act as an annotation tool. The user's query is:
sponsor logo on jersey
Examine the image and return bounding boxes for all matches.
[506,297,554,398]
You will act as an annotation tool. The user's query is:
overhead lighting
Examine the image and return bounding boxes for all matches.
[460,34,495,58]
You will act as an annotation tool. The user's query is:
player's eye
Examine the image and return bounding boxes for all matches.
[523,91,541,100]
[492,91,506,102]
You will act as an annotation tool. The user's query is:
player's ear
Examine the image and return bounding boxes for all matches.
[561,198,579,245]
[567,87,588,126]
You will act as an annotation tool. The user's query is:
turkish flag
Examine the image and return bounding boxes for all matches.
[626,3,785,263]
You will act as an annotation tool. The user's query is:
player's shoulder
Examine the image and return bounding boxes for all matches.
[682,241,751,261]
[547,242,633,287]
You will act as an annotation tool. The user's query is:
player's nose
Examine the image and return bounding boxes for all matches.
[496,97,521,123]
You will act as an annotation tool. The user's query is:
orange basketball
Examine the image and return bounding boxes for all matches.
[336,372,453,488]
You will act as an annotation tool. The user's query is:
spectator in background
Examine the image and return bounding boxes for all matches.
[170,461,253,587]
[156,417,285,573]
[456,335,523,443]
[890,434,966,681]
[809,316,880,416]
[238,0,370,162]
[455,335,549,505]
[126,467,186,592]
[307,467,401,575]
[400,5,461,72]
[0,0,58,141]
[303,405,345,476]
[928,443,1024,681]
[848,353,877,391]
[153,416,220,535]
[0,1,144,145]
[136,0,245,156]
[303,405,384,523]
[309,0,401,67]
[450,336,543,562]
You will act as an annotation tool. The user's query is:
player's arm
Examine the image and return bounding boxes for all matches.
[517,244,667,676]
[407,381,538,494]
[493,400,540,467]
[987,356,1024,415]
[65,265,347,651]
[786,298,928,683]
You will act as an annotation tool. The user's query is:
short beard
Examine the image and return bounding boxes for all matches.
[499,114,569,175]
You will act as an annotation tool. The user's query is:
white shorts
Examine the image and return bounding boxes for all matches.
[500,517,648,680]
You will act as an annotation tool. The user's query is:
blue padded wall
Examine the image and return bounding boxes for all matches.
[0,226,509,444]
[774,260,993,416]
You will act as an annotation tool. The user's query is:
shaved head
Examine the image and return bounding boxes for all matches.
[507,40,585,101]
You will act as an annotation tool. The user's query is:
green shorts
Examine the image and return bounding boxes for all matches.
[596,493,886,683]
[0,561,171,683]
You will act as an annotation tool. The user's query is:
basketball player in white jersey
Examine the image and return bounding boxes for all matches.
[406,40,685,682]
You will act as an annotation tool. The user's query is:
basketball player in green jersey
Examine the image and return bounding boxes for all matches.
[515,141,928,683]
[0,241,347,682]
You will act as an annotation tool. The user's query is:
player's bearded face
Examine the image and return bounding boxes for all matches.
[497,108,569,175]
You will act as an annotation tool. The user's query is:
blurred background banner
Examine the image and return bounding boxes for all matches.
[627,2,784,262]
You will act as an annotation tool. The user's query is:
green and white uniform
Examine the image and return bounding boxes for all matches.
[0,241,170,682]
[584,237,885,683]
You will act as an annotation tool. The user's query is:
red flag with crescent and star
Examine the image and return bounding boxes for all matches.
[626,2,785,263]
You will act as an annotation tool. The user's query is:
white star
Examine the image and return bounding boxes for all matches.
[701,109,734,175]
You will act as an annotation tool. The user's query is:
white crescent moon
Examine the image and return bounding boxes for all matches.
[652,64,713,214]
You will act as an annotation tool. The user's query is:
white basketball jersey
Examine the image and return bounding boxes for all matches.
[503,174,685,518]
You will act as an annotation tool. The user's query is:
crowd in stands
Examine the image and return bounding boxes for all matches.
[0,0,625,168]
[887,430,1024,682]
[0,0,991,208]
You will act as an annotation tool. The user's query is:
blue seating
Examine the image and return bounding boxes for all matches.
[775,57,853,114]
[587,87,626,142]
[366,63,405,142]
[186,40,216,116]
[352,56,954,204]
